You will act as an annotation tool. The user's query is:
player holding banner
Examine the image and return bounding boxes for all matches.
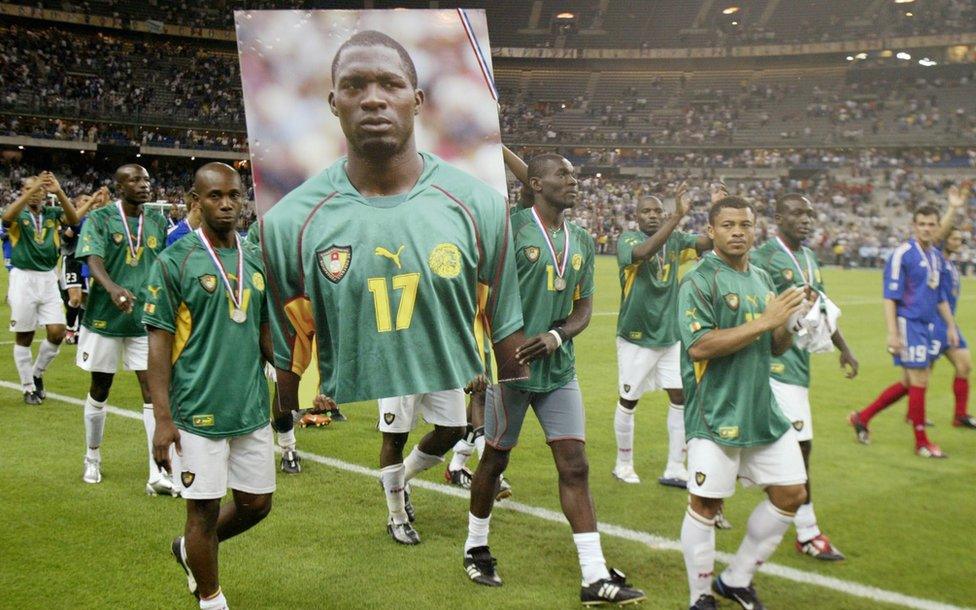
[76,164,173,493]
[752,193,858,561]
[463,153,645,606]
[146,163,273,610]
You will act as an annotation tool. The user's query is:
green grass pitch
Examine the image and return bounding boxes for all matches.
[1,257,973,609]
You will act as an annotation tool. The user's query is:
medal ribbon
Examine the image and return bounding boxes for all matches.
[195,228,244,310]
[530,207,569,280]
[115,200,144,262]
[30,210,44,241]
[912,240,940,289]
[775,236,813,284]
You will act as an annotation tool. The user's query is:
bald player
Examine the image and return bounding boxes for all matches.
[612,184,714,488]
[76,164,174,494]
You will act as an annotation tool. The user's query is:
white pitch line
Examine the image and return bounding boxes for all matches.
[3,380,968,610]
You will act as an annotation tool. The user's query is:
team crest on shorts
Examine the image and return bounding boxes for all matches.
[623,384,632,393]
[318,245,352,284]
[252,272,265,291]
[82,352,90,361]
[793,420,804,431]
[199,274,218,293]
[428,243,462,279]
[695,472,706,486]
[571,253,583,271]
[781,268,794,282]
[384,413,395,425]
[181,471,195,488]
[112,232,124,244]
[723,293,739,311]
[524,246,540,262]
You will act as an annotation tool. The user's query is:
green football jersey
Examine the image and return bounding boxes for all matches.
[142,234,269,437]
[77,204,168,337]
[260,152,523,404]
[751,239,825,387]
[678,252,791,447]
[508,207,595,393]
[617,230,700,347]
[4,207,63,271]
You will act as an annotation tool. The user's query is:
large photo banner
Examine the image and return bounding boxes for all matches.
[235,8,506,216]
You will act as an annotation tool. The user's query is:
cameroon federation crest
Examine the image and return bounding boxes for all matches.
[252,272,265,291]
[199,274,218,293]
[111,232,124,244]
[781,268,794,282]
[181,471,195,488]
[723,292,739,311]
[695,472,706,486]
[571,253,583,271]
[428,243,462,279]
[384,413,395,425]
[793,420,805,432]
[318,246,352,284]
[147,235,158,249]
[524,246,540,262]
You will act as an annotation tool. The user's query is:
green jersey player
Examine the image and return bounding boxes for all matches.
[612,184,718,489]
[463,153,645,606]
[1,171,78,404]
[75,164,174,495]
[751,193,858,562]
[147,163,274,610]
[678,196,807,610]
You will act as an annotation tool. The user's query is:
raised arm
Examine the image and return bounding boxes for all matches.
[43,172,79,226]
[938,185,968,242]
[502,145,528,185]
[1,177,45,225]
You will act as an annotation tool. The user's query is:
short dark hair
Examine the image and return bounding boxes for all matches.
[913,205,940,221]
[526,153,567,182]
[775,192,809,215]
[637,194,664,209]
[709,195,755,224]
[331,30,418,88]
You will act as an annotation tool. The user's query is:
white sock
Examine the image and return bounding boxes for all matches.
[403,445,444,481]
[573,531,611,585]
[666,403,687,469]
[143,404,162,481]
[277,428,296,451]
[32,339,60,377]
[199,589,228,610]
[380,463,408,524]
[465,512,491,552]
[681,506,716,605]
[613,402,635,466]
[84,394,106,456]
[13,344,34,390]
[722,500,794,587]
[474,429,486,459]
[794,502,821,542]
[449,438,474,471]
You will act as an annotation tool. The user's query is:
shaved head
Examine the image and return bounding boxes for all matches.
[193,162,241,193]
[114,163,151,205]
[114,164,147,183]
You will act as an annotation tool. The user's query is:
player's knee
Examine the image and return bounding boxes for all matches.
[556,453,589,486]
[665,388,685,405]
[688,495,722,520]
[384,432,409,453]
[770,484,807,513]
[244,494,273,522]
[14,332,34,347]
[440,425,466,444]
[47,327,66,344]
[618,397,637,410]
[480,446,510,475]
[955,360,972,378]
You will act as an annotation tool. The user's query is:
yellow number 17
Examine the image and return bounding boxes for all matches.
[367,273,420,332]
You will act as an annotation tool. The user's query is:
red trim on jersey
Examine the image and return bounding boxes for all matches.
[296,192,339,287]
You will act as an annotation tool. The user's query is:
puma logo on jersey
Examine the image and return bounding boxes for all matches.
[374,245,405,269]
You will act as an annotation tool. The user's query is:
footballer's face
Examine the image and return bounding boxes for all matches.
[115,165,152,205]
[637,196,665,235]
[532,158,579,210]
[329,45,423,160]
[192,169,243,235]
[913,213,939,246]
[708,206,755,259]
[23,177,45,209]
[945,229,963,254]
[776,196,814,243]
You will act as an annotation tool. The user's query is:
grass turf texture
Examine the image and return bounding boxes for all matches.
[1,257,973,609]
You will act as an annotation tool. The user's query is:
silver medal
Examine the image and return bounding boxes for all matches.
[554,277,567,291]
[231,308,247,324]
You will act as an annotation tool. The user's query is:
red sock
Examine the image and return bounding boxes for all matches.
[860,382,908,423]
[907,385,929,446]
[953,377,969,419]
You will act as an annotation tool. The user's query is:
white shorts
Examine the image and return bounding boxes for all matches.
[686,428,807,499]
[7,268,65,332]
[75,327,148,373]
[616,338,681,400]
[377,389,466,433]
[770,379,813,441]
[172,424,276,500]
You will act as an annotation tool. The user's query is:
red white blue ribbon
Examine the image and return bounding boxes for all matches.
[195,228,244,310]
[115,200,143,261]
[775,235,813,284]
[458,8,498,101]
[530,207,569,279]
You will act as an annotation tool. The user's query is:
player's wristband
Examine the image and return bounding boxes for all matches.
[547,329,563,348]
